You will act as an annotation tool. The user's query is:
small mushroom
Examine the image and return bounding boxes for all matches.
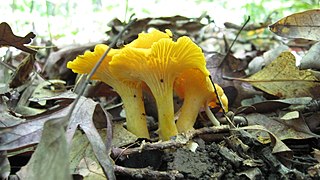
[110,31,209,140]
[174,69,228,133]
[67,44,150,138]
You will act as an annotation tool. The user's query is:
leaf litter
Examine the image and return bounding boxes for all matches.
[1,10,320,179]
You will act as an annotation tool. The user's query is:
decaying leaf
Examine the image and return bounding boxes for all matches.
[236,168,262,180]
[239,125,293,156]
[0,99,72,151]
[69,130,106,179]
[0,151,10,179]
[9,54,36,88]
[0,22,37,54]
[43,43,97,80]
[112,121,138,147]
[76,158,106,180]
[66,101,115,179]
[245,113,319,141]
[16,118,71,180]
[240,96,312,113]
[248,52,320,98]
[0,92,75,151]
[30,79,66,106]
[299,42,320,70]
[106,15,206,47]
[269,9,320,41]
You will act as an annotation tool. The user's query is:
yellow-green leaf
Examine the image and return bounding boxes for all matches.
[269,9,320,41]
[248,52,320,98]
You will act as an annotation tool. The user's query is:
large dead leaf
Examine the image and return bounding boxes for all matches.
[66,101,115,179]
[269,9,320,41]
[0,22,36,54]
[0,91,115,178]
[16,118,71,180]
[0,99,72,151]
[248,52,320,98]
[0,92,90,150]
[245,112,319,141]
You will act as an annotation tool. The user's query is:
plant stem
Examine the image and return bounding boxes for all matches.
[117,85,150,138]
[156,89,178,140]
[176,96,203,133]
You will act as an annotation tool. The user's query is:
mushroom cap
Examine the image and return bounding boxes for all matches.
[175,68,228,111]
[174,68,210,99]
[110,35,210,87]
[126,29,172,49]
[67,44,121,86]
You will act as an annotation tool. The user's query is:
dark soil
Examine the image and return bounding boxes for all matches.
[114,130,317,180]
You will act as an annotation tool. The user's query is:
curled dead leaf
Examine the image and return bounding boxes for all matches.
[0,22,36,54]
[269,9,320,41]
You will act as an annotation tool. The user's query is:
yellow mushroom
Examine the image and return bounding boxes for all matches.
[126,29,172,48]
[110,33,209,140]
[67,44,150,138]
[175,69,228,133]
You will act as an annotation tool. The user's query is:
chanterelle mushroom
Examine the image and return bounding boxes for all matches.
[110,31,209,140]
[174,69,228,133]
[67,44,150,138]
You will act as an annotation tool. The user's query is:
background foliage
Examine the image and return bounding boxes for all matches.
[0,0,318,46]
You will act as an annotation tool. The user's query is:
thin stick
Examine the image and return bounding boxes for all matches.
[223,16,250,62]
[209,75,236,128]
[210,77,226,114]
[223,76,320,83]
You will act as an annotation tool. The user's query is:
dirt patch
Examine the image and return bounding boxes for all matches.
[114,130,315,179]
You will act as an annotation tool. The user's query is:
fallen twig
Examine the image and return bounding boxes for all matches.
[112,125,230,158]
[114,165,184,179]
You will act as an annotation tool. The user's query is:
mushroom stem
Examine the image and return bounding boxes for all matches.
[205,105,220,126]
[176,95,203,133]
[116,85,150,139]
[155,89,178,140]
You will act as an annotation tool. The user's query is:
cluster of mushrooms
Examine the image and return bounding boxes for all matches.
[67,29,228,141]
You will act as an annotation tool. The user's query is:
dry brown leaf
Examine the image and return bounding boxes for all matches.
[245,113,319,141]
[0,97,73,151]
[239,125,293,156]
[0,22,36,54]
[43,43,97,80]
[9,54,36,88]
[248,52,320,98]
[269,9,320,41]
